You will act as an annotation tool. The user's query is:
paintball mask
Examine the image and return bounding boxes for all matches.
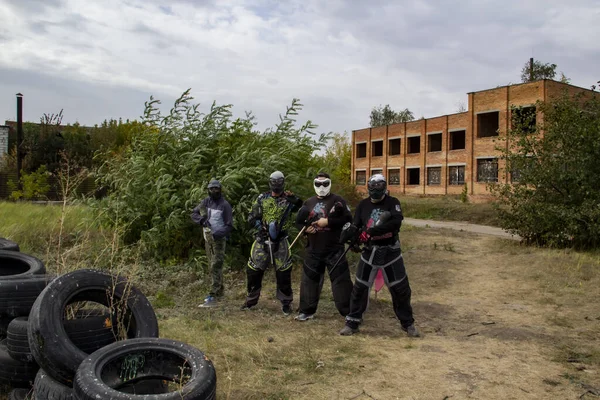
[207,179,222,200]
[269,171,285,195]
[367,174,387,200]
[314,178,331,197]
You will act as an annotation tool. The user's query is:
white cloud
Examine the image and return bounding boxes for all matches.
[0,0,598,134]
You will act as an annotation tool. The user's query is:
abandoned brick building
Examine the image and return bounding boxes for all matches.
[351,79,592,199]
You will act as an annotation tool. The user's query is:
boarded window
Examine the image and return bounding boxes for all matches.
[407,168,420,185]
[407,136,420,154]
[448,166,465,185]
[477,158,498,182]
[355,170,366,185]
[372,140,383,157]
[389,169,400,185]
[428,133,442,152]
[477,111,499,137]
[427,167,441,185]
[450,130,466,150]
[389,138,401,155]
[356,143,366,158]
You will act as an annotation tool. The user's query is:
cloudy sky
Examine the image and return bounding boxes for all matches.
[0,0,598,135]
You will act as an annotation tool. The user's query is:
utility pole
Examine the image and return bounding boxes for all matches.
[16,93,23,190]
[529,57,534,82]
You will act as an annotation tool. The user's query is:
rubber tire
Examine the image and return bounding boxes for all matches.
[0,251,45,279]
[7,317,35,363]
[0,238,19,252]
[28,269,159,385]
[0,315,11,338]
[33,369,74,400]
[8,388,33,400]
[74,338,216,400]
[0,275,51,318]
[0,339,38,389]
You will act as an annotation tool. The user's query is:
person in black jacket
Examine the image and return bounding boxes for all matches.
[294,172,354,321]
[338,174,420,337]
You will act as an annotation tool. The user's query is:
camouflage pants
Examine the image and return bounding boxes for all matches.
[205,235,226,298]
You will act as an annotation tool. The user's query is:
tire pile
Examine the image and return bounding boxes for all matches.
[0,238,217,400]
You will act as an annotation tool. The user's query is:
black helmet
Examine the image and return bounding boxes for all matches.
[367,174,387,200]
[269,171,285,194]
[207,179,222,200]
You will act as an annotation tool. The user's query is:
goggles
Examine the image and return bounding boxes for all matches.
[314,179,331,188]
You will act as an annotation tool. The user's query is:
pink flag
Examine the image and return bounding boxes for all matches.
[374,269,385,293]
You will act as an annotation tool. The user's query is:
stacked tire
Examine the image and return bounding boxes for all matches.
[1,240,217,399]
[0,248,50,398]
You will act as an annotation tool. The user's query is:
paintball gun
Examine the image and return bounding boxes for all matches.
[330,211,391,275]
[288,206,319,250]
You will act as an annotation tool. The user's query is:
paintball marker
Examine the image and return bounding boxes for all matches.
[288,206,319,250]
[330,211,391,275]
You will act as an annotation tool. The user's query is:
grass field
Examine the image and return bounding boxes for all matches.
[2,201,598,399]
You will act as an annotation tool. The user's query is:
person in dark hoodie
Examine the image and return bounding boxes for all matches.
[191,179,234,308]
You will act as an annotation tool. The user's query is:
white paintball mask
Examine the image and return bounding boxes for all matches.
[314,178,331,197]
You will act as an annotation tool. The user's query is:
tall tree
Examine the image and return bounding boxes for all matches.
[369,104,414,127]
[520,58,558,82]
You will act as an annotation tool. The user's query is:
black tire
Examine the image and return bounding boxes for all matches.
[8,388,33,400]
[0,238,19,252]
[7,317,35,364]
[64,313,119,354]
[0,315,12,338]
[74,338,216,400]
[28,269,159,385]
[0,275,51,318]
[0,251,45,279]
[33,369,74,400]
[0,340,38,389]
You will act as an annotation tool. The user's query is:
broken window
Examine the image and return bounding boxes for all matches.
[355,170,366,185]
[448,166,465,185]
[477,111,499,138]
[371,140,383,157]
[428,133,442,152]
[407,136,420,154]
[388,169,400,185]
[450,130,466,150]
[477,158,498,182]
[512,106,536,134]
[407,168,420,185]
[389,138,401,155]
[356,143,366,158]
[427,167,441,185]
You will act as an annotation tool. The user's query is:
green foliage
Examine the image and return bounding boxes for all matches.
[93,89,328,262]
[490,90,600,248]
[369,105,414,127]
[8,166,50,201]
[460,183,468,203]
[315,132,361,204]
[520,58,558,83]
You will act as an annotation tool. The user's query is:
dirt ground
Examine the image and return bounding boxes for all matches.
[157,225,599,400]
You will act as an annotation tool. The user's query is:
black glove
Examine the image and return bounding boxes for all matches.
[286,192,302,207]
[339,223,359,244]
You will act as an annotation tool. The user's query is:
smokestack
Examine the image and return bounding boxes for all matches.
[529,57,534,82]
[16,93,23,190]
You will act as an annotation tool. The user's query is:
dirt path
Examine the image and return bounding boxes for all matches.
[403,217,521,240]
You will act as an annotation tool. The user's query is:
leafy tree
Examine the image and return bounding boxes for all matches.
[94,90,328,262]
[490,89,600,248]
[520,58,557,82]
[369,105,414,127]
[315,132,361,204]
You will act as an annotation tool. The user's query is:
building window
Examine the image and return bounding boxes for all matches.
[511,169,521,183]
[371,140,383,157]
[427,167,441,185]
[450,130,466,150]
[407,168,420,185]
[389,138,401,155]
[356,143,366,158]
[448,166,465,185]
[388,169,400,185]
[512,106,536,134]
[477,158,498,182]
[355,170,366,185]
[477,111,499,138]
[428,133,442,152]
[407,136,420,154]
[371,169,383,177]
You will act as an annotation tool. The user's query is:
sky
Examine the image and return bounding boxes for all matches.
[0,0,598,136]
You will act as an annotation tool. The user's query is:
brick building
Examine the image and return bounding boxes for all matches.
[351,79,594,199]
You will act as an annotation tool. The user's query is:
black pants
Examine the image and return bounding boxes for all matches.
[244,238,293,307]
[298,247,353,316]
[345,244,415,329]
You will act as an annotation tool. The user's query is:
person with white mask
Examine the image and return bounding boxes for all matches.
[293,172,354,321]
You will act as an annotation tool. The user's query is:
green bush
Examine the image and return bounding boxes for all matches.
[93,90,329,263]
[8,166,50,201]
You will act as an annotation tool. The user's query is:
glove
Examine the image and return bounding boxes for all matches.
[285,192,301,206]
[358,230,370,244]
[339,223,358,244]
